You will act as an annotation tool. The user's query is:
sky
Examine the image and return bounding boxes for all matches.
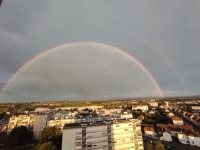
[0,0,200,102]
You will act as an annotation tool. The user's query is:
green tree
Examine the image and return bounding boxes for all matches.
[7,126,33,148]
[146,143,153,150]
[36,126,62,148]
[154,140,165,150]
[36,142,57,150]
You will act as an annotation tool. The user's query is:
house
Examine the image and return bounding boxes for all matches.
[160,131,172,142]
[144,127,157,138]
[157,124,193,137]
[167,112,174,118]
[187,131,200,147]
[172,116,184,125]
[177,133,189,144]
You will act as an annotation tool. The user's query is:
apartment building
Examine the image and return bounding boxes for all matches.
[33,115,48,139]
[48,116,112,131]
[132,105,148,112]
[7,114,35,133]
[149,102,158,107]
[62,119,144,150]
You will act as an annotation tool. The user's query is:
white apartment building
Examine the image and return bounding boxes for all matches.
[47,116,112,131]
[7,114,35,134]
[132,105,148,112]
[62,119,144,150]
[33,115,48,139]
[149,102,158,107]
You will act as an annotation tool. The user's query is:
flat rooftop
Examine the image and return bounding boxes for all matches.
[63,118,140,129]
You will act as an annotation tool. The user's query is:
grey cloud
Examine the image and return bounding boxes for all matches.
[0,0,200,102]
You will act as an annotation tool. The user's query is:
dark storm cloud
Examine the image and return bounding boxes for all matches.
[0,0,200,102]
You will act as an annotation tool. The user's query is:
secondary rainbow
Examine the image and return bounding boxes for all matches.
[1,42,164,97]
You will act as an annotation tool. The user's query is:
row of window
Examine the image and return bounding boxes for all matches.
[116,124,132,127]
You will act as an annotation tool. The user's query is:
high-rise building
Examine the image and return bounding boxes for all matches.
[62,119,144,150]
[33,115,48,139]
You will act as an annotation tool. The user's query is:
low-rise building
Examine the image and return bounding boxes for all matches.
[172,116,184,125]
[144,127,157,138]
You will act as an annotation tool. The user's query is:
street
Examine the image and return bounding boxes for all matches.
[143,135,200,150]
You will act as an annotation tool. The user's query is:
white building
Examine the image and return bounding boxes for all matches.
[177,133,189,144]
[132,105,148,112]
[187,132,200,147]
[120,112,133,119]
[62,119,144,150]
[35,107,50,112]
[33,115,48,139]
[161,132,172,142]
[7,114,35,134]
[192,106,200,110]
[149,102,158,107]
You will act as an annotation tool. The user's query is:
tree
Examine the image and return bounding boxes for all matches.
[36,126,62,148]
[154,140,165,150]
[6,126,33,148]
[146,143,153,150]
[36,142,57,150]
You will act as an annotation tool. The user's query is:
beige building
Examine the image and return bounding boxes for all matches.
[149,102,158,107]
[7,114,35,134]
[172,116,184,125]
[144,127,157,138]
[62,119,143,150]
[132,105,148,112]
[33,115,48,139]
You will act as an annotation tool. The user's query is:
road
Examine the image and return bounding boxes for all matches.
[143,135,200,150]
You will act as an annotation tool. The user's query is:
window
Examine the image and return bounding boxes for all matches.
[130,138,134,140]
[116,125,120,127]
[87,145,92,147]
[124,129,128,131]
[112,141,117,143]
[129,124,132,126]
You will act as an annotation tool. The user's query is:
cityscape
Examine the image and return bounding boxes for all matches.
[1,98,200,150]
[1,1,200,150]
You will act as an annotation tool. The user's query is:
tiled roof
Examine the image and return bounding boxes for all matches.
[157,124,193,132]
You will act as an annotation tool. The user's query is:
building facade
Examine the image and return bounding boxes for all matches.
[62,119,143,150]
[7,114,35,134]
[33,115,48,139]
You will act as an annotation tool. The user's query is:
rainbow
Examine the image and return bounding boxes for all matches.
[1,42,164,97]
[121,30,188,93]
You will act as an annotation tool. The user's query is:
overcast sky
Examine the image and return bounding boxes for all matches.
[0,0,200,103]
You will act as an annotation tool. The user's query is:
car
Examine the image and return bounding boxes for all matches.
[149,140,154,144]
[165,145,170,149]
